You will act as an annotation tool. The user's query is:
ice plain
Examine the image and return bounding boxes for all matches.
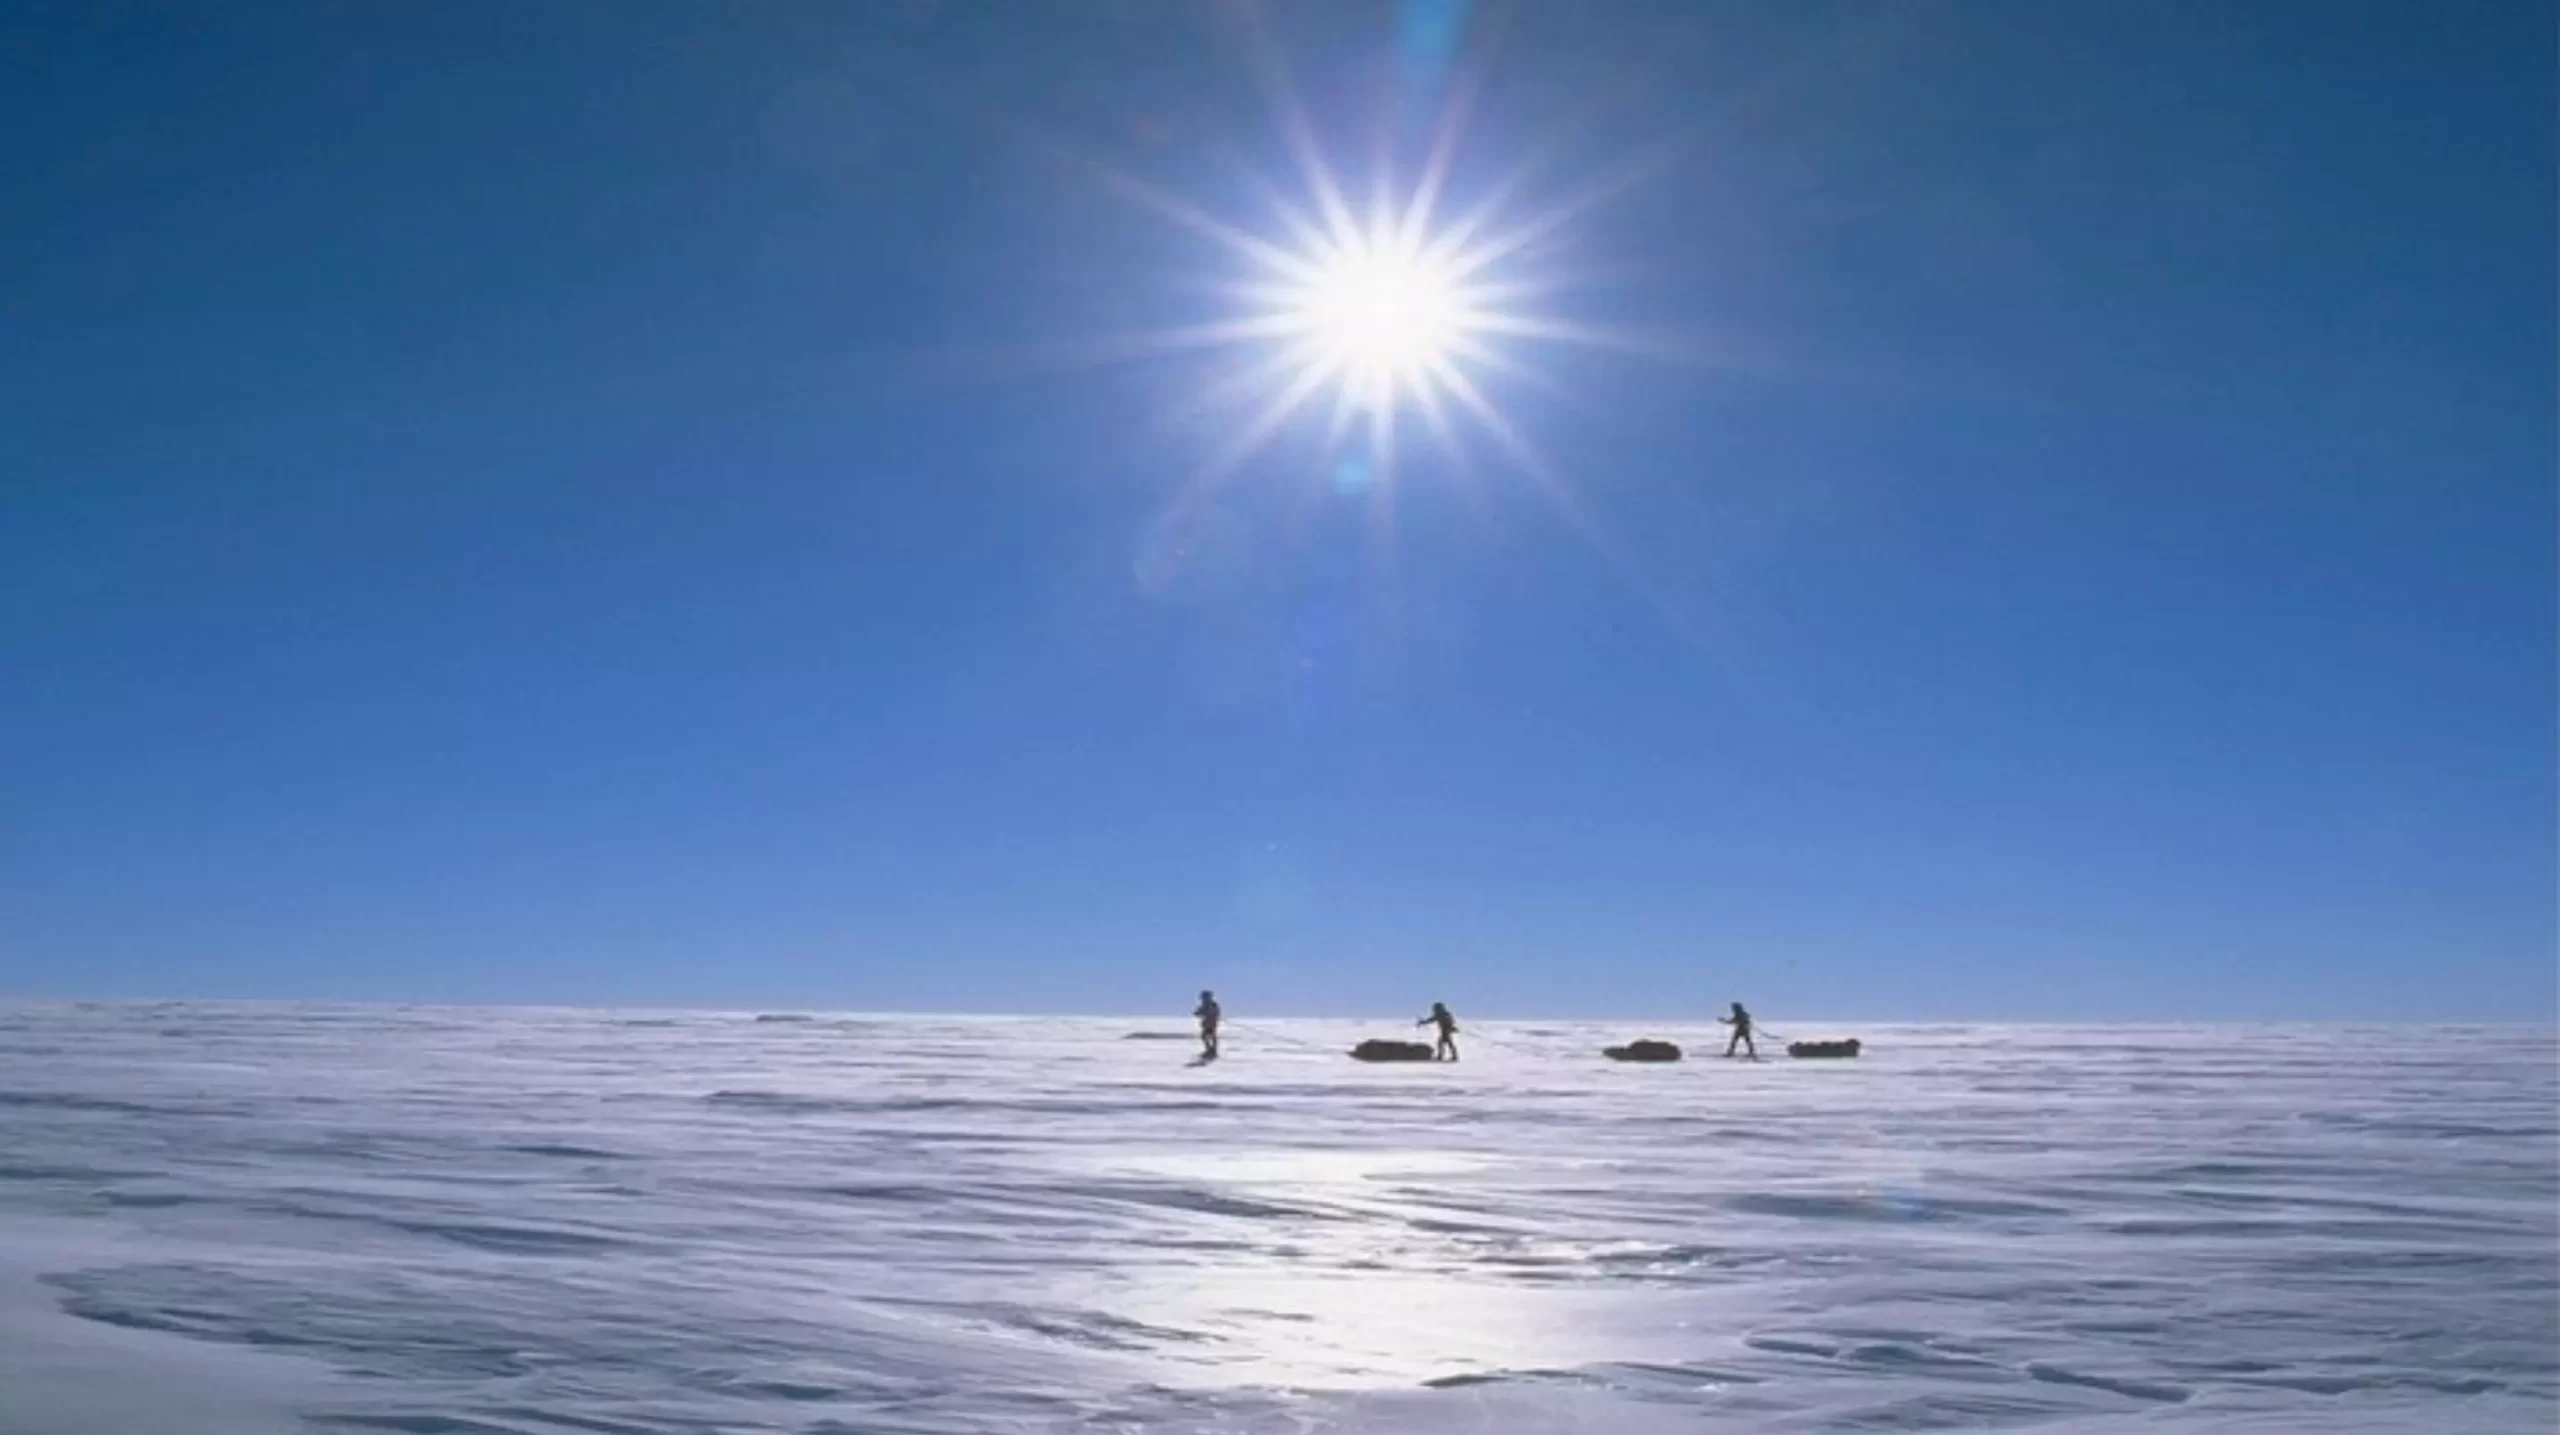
[0,1004,2551,1433]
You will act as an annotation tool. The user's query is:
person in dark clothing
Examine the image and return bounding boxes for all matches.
[1194,990,1221,1060]
[1720,1001,1758,1059]
[1417,1001,1460,1061]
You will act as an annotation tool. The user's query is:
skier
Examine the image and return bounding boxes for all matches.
[1416,1001,1460,1061]
[1719,1001,1758,1060]
[1193,990,1221,1060]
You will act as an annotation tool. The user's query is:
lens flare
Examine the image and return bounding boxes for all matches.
[1017,15,1686,515]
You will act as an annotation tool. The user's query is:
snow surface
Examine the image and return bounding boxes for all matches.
[0,1004,2551,1433]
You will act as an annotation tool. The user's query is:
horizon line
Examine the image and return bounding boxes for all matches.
[2,994,2553,1027]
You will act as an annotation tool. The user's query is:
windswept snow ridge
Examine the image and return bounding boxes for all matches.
[0,1005,2551,1432]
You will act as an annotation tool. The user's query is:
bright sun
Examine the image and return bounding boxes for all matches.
[1049,39,1666,496]
[1294,242,1468,394]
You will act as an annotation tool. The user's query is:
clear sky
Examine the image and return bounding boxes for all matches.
[4,1,2551,1019]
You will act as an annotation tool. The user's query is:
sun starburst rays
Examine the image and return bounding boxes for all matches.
[1001,19,1698,515]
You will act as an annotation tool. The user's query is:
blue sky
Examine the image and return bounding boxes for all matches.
[4,1,2550,1019]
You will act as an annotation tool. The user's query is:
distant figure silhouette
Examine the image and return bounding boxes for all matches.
[1417,1001,1460,1061]
[1720,1001,1758,1060]
[1194,990,1221,1060]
